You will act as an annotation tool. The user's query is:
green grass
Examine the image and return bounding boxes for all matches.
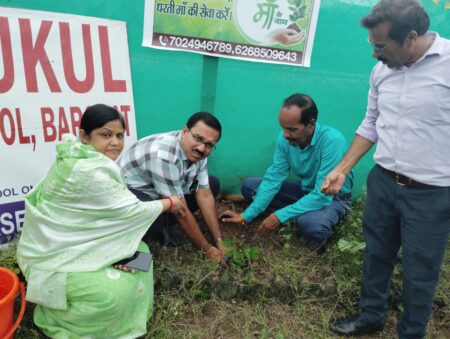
[2,197,449,338]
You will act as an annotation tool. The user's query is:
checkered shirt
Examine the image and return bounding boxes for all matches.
[119,131,209,199]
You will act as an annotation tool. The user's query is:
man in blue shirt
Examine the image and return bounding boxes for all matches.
[220,93,353,252]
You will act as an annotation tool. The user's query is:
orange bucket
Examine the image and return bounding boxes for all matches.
[0,267,26,339]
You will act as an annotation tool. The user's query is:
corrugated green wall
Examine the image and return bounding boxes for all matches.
[1,0,449,195]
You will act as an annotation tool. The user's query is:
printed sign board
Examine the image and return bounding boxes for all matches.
[0,7,137,245]
[143,0,321,67]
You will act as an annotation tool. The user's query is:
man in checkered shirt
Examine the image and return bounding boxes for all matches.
[119,112,224,263]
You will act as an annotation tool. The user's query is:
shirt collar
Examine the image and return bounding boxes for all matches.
[295,122,320,151]
[423,32,443,57]
[404,32,442,68]
[310,122,320,147]
[176,131,188,161]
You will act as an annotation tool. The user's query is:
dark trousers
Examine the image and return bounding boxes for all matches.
[129,176,220,242]
[241,177,351,241]
[360,165,450,338]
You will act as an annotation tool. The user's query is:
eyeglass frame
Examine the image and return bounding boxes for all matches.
[367,37,395,55]
[188,129,217,150]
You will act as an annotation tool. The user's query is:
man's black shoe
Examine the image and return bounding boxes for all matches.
[329,314,383,336]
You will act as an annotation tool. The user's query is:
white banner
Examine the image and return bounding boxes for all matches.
[0,7,137,245]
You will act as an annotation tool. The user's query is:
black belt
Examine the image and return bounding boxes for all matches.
[377,165,440,189]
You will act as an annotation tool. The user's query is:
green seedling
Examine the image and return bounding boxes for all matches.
[222,239,261,270]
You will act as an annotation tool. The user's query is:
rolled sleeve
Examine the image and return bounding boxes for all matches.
[356,68,379,143]
[242,136,290,222]
[197,162,210,190]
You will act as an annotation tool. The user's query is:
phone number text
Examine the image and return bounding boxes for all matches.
[159,35,299,63]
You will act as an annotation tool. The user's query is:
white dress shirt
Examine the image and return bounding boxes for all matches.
[357,33,450,186]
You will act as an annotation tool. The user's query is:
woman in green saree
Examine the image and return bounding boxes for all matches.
[16,104,184,338]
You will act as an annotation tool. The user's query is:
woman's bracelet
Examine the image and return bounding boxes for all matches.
[165,196,173,212]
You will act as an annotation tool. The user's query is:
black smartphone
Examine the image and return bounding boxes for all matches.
[189,179,199,193]
[115,251,153,272]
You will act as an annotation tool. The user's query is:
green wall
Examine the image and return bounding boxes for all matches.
[1,0,449,195]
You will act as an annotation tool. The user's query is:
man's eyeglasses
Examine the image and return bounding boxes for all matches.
[189,130,216,150]
[367,37,395,55]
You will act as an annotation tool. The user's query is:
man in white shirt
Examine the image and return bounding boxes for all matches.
[321,0,450,337]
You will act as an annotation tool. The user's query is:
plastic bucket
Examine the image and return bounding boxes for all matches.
[0,267,26,339]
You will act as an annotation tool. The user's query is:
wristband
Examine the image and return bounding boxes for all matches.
[165,196,173,212]
[239,213,246,225]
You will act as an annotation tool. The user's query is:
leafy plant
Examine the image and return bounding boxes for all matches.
[337,238,365,253]
[243,245,260,262]
[278,222,295,251]
[222,238,261,269]
[328,196,367,303]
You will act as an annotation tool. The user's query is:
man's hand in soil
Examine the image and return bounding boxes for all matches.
[217,240,230,256]
[206,246,226,266]
[257,213,281,235]
[218,210,243,224]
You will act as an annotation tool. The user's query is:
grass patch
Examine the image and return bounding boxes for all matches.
[2,197,449,338]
